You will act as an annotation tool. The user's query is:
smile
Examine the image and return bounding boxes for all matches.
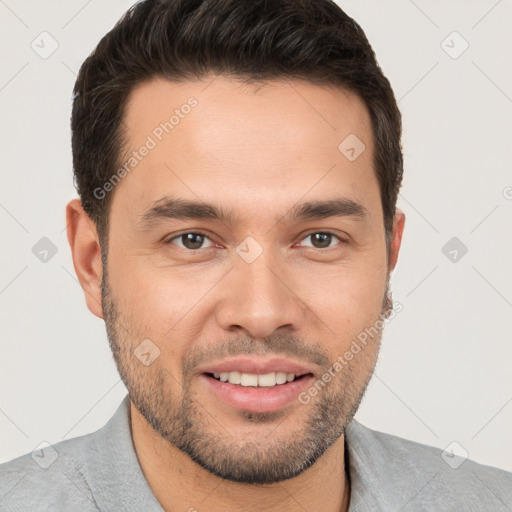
[209,371,299,387]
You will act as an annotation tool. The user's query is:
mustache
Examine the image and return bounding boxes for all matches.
[182,333,330,376]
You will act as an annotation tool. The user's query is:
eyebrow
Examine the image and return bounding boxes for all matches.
[138,196,368,229]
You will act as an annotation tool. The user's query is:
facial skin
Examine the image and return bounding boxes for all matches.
[67,76,405,512]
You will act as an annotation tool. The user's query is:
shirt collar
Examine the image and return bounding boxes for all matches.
[344,418,432,511]
[86,394,164,511]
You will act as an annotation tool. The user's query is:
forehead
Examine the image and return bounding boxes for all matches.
[113,75,379,227]
[123,76,372,155]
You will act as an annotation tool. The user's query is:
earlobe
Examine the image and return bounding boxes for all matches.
[66,199,104,319]
[388,209,405,273]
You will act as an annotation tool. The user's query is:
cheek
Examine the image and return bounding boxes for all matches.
[107,259,221,374]
[300,262,387,341]
[108,257,208,329]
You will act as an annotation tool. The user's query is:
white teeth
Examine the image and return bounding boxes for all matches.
[275,372,287,384]
[212,371,298,387]
[228,371,241,385]
[258,372,276,387]
[240,373,258,386]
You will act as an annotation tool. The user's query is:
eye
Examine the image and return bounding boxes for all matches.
[165,232,215,250]
[297,232,343,249]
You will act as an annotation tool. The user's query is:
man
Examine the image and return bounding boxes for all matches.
[1,0,511,510]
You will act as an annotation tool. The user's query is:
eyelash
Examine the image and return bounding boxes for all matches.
[164,231,345,251]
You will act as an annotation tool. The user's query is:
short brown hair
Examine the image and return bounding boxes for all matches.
[72,0,403,246]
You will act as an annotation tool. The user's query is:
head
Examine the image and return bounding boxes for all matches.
[67,0,405,485]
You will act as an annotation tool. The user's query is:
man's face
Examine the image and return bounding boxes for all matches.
[100,76,398,484]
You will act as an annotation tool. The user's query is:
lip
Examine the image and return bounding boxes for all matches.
[196,357,315,377]
[200,373,315,413]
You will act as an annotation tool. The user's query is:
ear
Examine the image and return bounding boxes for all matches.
[387,209,405,273]
[66,199,104,319]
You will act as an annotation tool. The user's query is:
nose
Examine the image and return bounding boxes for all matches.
[215,250,306,340]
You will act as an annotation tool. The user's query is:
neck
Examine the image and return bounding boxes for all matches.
[130,402,351,512]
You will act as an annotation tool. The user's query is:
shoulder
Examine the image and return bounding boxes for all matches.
[1,396,164,512]
[0,432,101,511]
[345,419,512,511]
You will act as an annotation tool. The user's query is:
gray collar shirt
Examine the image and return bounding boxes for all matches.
[1,395,511,511]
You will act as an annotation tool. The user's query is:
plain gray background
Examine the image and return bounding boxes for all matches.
[1,0,511,472]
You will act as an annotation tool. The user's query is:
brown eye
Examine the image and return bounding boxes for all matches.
[168,232,213,250]
[299,232,341,249]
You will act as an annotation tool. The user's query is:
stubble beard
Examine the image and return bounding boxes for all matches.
[101,265,392,484]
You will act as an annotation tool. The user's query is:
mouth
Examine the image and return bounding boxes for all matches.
[205,371,311,388]
[198,358,316,413]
